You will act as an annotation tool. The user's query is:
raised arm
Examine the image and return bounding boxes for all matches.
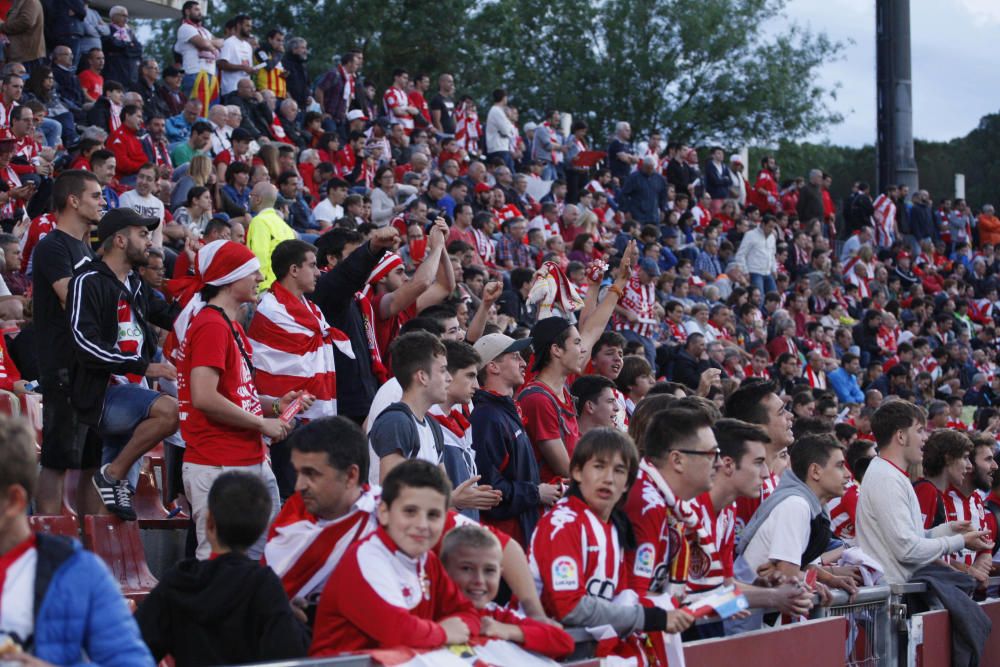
[579,240,636,355]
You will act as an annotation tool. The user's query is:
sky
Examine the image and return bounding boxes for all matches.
[779,0,1000,147]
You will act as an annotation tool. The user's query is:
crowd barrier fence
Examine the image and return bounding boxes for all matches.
[235,578,1000,666]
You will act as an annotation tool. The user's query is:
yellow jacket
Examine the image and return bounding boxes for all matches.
[247,208,297,290]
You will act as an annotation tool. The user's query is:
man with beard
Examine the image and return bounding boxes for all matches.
[67,208,180,519]
[947,432,998,584]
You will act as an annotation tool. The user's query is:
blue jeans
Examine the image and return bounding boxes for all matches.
[487,150,514,173]
[38,117,62,148]
[99,383,162,490]
[749,273,777,301]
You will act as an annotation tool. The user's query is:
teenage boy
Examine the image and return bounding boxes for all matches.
[440,524,574,660]
[136,472,310,665]
[69,208,180,520]
[309,460,482,655]
[914,430,973,530]
[734,433,859,622]
[471,333,561,546]
[518,240,637,482]
[685,419,813,637]
[173,240,307,559]
[368,331,450,483]
[624,407,718,597]
[857,400,993,584]
[943,432,996,582]
[571,375,622,436]
[586,330,628,430]
[429,340,502,519]
[723,379,795,533]
[530,429,694,660]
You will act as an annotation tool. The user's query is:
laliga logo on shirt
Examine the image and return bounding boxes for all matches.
[633,542,655,578]
[551,556,578,591]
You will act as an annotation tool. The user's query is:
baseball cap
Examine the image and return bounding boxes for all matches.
[638,257,661,277]
[473,333,533,369]
[474,182,492,194]
[897,251,911,261]
[530,316,573,370]
[729,154,743,165]
[97,207,160,243]
[346,109,368,122]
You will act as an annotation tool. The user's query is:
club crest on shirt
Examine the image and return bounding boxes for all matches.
[688,543,711,579]
[552,556,579,591]
[548,504,577,539]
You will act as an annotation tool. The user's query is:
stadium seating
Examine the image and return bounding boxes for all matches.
[28,514,79,539]
[83,514,158,601]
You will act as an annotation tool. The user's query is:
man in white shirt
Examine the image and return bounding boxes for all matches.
[217,14,254,96]
[118,163,166,249]
[857,400,992,584]
[313,177,349,229]
[206,104,232,157]
[174,0,223,113]
[734,213,778,298]
[485,88,516,173]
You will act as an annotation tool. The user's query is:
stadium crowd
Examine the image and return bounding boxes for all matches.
[0,0,999,664]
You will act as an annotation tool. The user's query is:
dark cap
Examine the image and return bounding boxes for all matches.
[638,257,661,277]
[530,316,573,371]
[97,207,160,243]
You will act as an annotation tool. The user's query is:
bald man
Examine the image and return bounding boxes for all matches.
[247,182,297,290]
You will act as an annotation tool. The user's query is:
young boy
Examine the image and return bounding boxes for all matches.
[529,428,694,659]
[615,355,655,419]
[310,460,481,655]
[137,472,310,666]
[440,524,574,660]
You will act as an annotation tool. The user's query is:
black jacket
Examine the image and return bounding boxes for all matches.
[130,77,171,121]
[796,183,825,223]
[671,348,708,390]
[66,260,178,424]
[910,201,936,241]
[310,241,387,418]
[282,52,310,108]
[470,388,541,543]
[135,552,310,667]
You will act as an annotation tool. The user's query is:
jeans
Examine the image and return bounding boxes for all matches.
[487,150,514,173]
[99,383,163,490]
[38,118,62,148]
[749,273,777,301]
[540,162,558,181]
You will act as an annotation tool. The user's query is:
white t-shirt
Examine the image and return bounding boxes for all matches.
[365,378,402,434]
[219,36,253,95]
[740,495,818,577]
[175,22,217,76]
[313,199,344,225]
[118,190,165,248]
[0,542,36,645]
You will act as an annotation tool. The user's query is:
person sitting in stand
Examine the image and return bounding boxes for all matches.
[440,524,574,660]
[136,471,310,665]
[309,460,482,655]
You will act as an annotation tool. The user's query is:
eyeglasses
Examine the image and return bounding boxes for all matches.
[672,447,721,461]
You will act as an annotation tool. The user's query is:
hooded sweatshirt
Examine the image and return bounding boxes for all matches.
[135,552,310,666]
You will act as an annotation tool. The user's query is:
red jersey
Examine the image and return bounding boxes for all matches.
[913,478,945,530]
[828,480,860,544]
[622,460,699,597]
[479,604,574,659]
[309,527,480,656]
[613,274,657,339]
[177,307,264,466]
[685,491,736,596]
[516,381,580,484]
[372,291,416,365]
[529,495,627,620]
[407,90,430,125]
[0,334,21,392]
[19,213,56,274]
[383,86,413,134]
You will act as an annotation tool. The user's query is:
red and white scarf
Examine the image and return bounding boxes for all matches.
[338,64,354,106]
[248,282,354,419]
[472,227,495,265]
[355,252,404,383]
[264,489,378,600]
[543,122,562,165]
[454,105,480,155]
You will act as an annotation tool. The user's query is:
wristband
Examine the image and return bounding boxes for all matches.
[641,606,668,633]
[608,284,624,300]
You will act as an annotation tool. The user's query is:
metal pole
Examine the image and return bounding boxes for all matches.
[876,0,919,194]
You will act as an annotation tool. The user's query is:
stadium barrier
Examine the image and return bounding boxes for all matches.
[237,578,1000,666]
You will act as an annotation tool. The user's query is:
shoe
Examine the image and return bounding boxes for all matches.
[92,465,137,521]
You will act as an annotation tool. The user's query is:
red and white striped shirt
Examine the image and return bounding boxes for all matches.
[247,281,354,420]
[613,274,657,338]
[685,491,736,596]
[872,194,896,248]
[383,86,413,134]
[828,479,859,544]
[19,212,55,274]
[943,485,988,567]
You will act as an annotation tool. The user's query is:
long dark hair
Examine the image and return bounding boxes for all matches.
[26,65,52,102]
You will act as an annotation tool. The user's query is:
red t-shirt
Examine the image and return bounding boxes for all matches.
[516,381,580,484]
[79,70,104,101]
[913,478,944,530]
[372,292,415,366]
[178,308,264,466]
